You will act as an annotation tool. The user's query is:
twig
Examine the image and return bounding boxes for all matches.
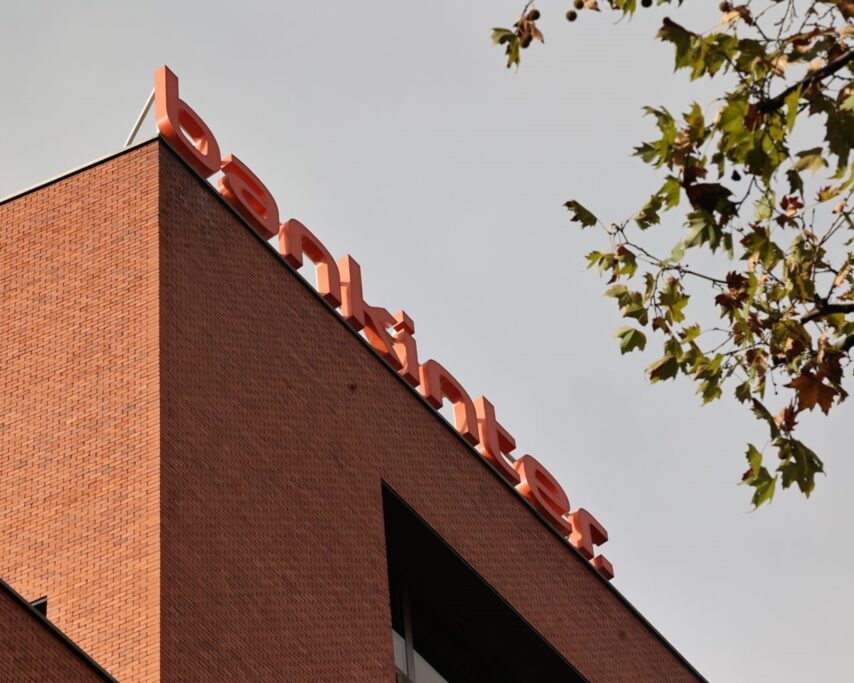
[802,301,854,323]
[758,49,854,113]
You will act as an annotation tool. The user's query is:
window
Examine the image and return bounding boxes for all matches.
[30,596,47,617]
[391,585,448,683]
[383,486,585,683]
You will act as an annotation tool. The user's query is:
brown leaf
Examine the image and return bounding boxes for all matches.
[726,271,748,291]
[775,402,800,433]
[791,36,814,55]
[806,58,826,75]
[833,264,852,290]
[770,54,789,77]
[685,183,733,213]
[651,317,671,335]
[780,194,804,217]
[746,348,769,377]
[683,164,708,185]
[828,41,847,62]
[744,104,764,132]
[818,352,844,386]
[786,371,836,414]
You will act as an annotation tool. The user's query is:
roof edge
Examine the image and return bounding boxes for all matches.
[0,579,117,681]
[0,136,158,207]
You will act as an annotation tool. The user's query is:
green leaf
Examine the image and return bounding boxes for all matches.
[751,399,780,440]
[614,326,647,355]
[506,37,520,69]
[684,103,706,144]
[491,28,521,69]
[660,176,682,209]
[697,34,738,79]
[784,86,801,131]
[786,169,804,196]
[491,28,515,45]
[793,147,827,175]
[647,355,679,382]
[680,324,701,342]
[643,272,656,303]
[825,108,854,172]
[658,278,689,323]
[564,200,598,228]
[698,376,722,403]
[604,284,627,297]
[635,193,664,229]
[745,443,762,477]
[664,240,686,266]
[776,438,824,497]
[656,18,696,72]
[750,470,777,507]
[685,210,723,252]
[734,381,752,404]
[742,444,777,508]
[615,246,638,278]
[586,250,603,269]
[754,192,775,221]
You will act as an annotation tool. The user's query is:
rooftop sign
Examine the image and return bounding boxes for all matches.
[153,65,614,580]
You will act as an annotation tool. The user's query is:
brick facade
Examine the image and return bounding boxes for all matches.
[0,139,701,681]
[0,580,113,682]
[0,143,160,682]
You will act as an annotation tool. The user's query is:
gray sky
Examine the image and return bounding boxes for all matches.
[2,2,852,680]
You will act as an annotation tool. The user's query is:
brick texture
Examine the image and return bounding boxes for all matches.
[0,581,112,682]
[0,143,160,683]
[156,143,699,682]
[1,139,701,682]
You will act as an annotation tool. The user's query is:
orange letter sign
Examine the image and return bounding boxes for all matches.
[336,256,405,369]
[392,311,420,387]
[219,155,280,239]
[474,397,520,485]
[567,508,613,580]
[151,67,617,575]
[338,255,366,330]
[418,360,479,445]
[154,66,221,178]
[278,219,342,306]
[592,555,615,581]
[567,508,608,558]
[513,455,572,536]
[362,305,404,371]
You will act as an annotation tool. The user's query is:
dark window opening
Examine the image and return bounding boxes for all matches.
[383,486,585,683]
[30,595,47,617]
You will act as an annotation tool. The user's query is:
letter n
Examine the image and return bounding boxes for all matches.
[418,360,479,446]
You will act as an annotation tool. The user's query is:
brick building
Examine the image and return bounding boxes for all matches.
[0,138,704,682]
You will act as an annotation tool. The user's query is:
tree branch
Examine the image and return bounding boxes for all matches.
[757,49,854,114]
[622,240,728,285]
[802,301,854,323]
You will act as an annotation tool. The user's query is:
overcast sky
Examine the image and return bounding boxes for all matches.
[2,2,852,681]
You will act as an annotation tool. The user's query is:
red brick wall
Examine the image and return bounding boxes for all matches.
[0,581,112,682]
[157,142,700,682]
[0,140,699,681]
[0,143,160,683]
